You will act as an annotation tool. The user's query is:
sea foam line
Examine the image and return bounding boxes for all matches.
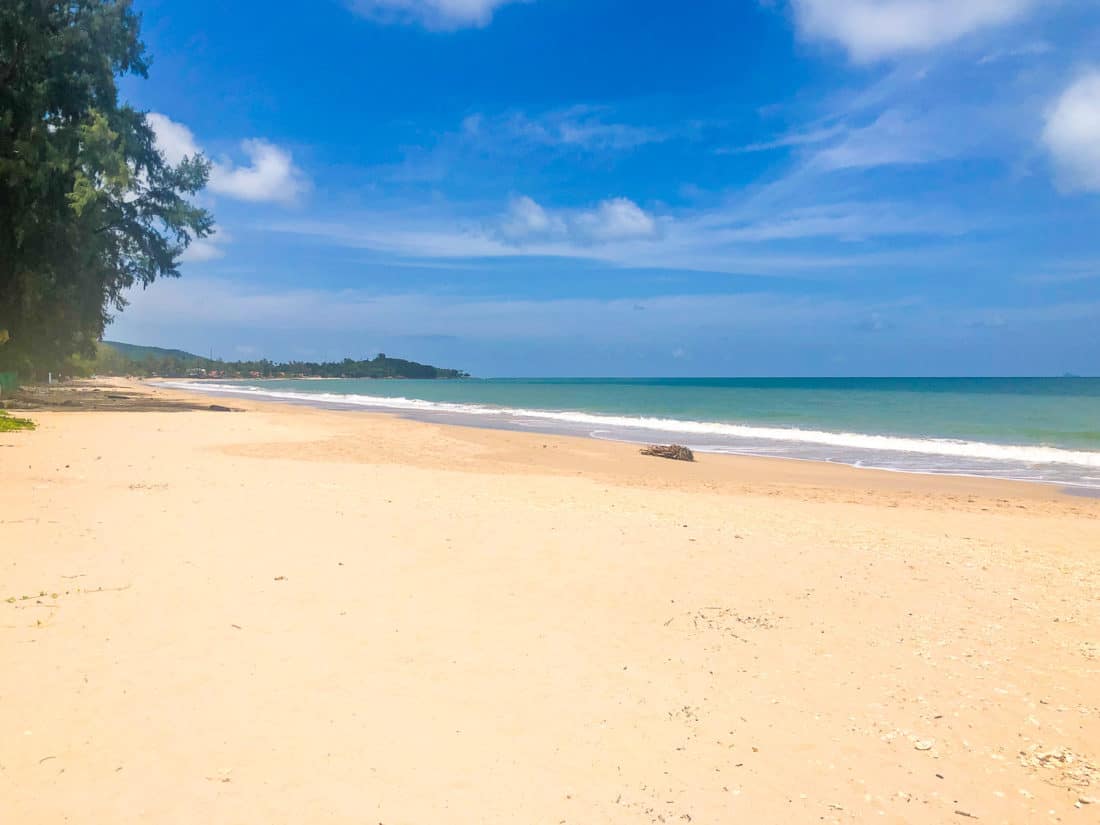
[161,381,1100,469]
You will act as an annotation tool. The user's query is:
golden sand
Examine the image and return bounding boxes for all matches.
[3,381,1098,823]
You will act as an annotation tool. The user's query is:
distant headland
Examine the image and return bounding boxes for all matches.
[80,341,469,380]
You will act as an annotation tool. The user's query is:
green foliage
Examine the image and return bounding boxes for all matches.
[0,410,35,432]
[0,1,213,377]
[76,341,470,380]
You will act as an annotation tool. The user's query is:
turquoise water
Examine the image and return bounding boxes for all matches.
[167,377,1100,488]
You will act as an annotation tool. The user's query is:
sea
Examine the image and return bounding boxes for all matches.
[162,377,1100,490]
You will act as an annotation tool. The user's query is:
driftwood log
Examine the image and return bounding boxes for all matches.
[640,444,695,462]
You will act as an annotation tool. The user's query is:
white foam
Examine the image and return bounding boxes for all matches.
[162,381,1100,470]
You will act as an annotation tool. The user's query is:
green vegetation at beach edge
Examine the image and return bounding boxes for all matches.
[0,411,35,432]
[71,341,469,380]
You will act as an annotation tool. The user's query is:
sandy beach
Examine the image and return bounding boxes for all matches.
[2,380,1099,824]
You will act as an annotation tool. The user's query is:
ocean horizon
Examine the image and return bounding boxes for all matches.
[162,376,1100,490]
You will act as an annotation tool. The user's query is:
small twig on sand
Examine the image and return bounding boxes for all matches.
[79,584,132,595]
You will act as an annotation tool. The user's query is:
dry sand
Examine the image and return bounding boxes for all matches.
[2,380,1099,824]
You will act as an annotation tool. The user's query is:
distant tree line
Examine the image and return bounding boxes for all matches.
[70,345,469,380]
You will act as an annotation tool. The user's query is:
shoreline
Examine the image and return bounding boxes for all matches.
[133,378,1093,505]
[150,377,1100,496]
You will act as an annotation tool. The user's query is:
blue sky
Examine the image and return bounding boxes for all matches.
[109,0,1100,376]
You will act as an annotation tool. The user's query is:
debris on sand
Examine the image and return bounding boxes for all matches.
[640,444,695,462]
[1019,745,1100,790]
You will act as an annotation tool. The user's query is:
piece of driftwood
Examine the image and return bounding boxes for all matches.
[640,444,694,462]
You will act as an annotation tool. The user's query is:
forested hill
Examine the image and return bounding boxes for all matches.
[102,341,204,362]
[85,342,469,379]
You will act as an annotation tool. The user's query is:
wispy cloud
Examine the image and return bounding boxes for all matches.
[808,107,969,170]
[722,124,847,154]
[471,106,669,151]
[114,276,1100,356]
[691,201,976,243]
[345,0,530,30]
[114,275,909,340]
[266,189,979,277]
[110,272,1100,375]
[977,40,1052,65]
[388,106,669,183]
[1017,263,1100,285]
[721,54,1027,177]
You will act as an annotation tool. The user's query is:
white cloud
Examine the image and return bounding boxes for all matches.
[496,196,658,245]
[179,238,224,263]
[180,228,230,263]
[148,113,307,205]
[499,196,566,241]
[146,113,201,165]
[574,198,658,242]
[346,0,527,30]
[209,140,307,205]
[790,0,1037,62]
[1042,71,1100,193]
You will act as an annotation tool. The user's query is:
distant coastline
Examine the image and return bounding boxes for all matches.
[79,341,469,381]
